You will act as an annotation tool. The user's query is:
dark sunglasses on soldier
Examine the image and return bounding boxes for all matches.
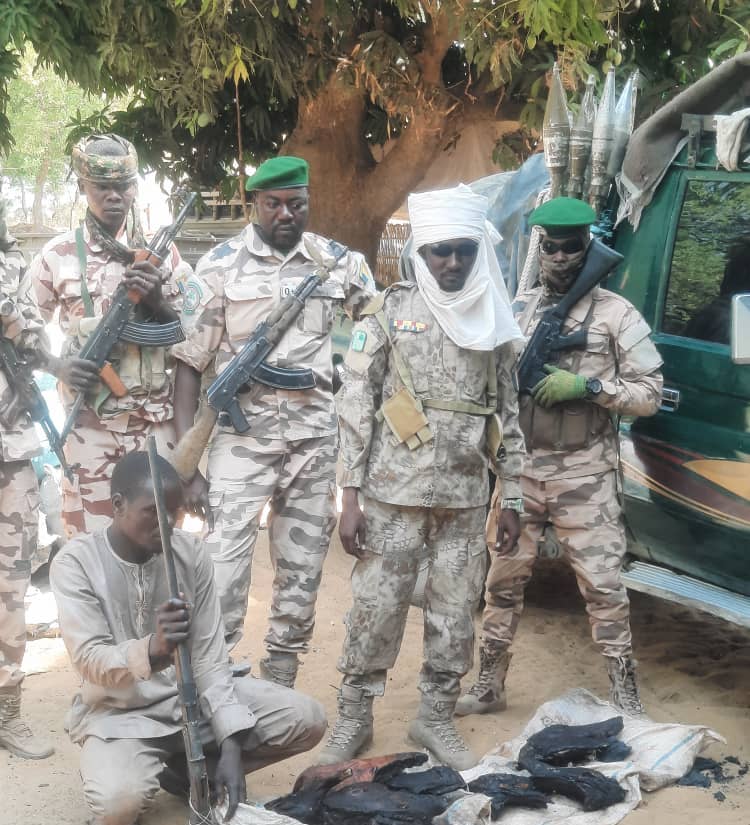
[540,237,586,255]
[427,241,479,259]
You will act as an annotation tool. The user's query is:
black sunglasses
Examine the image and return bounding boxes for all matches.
[540,237,586,255]
[427,241,479,259]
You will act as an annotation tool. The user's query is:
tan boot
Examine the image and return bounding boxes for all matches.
[317,683,374,765]
[455,644,512,717]
[0,688,54,760]
[606,655,646,716]
[259,653,299,689]
[408,696,477,771]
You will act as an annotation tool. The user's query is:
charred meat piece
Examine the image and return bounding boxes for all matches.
[467,773,548,817]
[385,766,466,796]
[521,717,626,766]
[321,781,448,825]
[294,752,428,794]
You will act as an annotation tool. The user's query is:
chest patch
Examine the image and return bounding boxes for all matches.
[390,319,427,334]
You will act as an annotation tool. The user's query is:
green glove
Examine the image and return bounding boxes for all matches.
[531,364,588,408]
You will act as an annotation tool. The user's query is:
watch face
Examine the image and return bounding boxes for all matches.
[588,379,602,395]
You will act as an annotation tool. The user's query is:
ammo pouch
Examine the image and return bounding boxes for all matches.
[380,387,433,450]
[519,394,612,451]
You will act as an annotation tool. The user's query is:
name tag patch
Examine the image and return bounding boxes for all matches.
[390,319,427,333]
[351,329,368,352]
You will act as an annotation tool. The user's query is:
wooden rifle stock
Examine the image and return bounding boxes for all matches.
[146,436,212,823]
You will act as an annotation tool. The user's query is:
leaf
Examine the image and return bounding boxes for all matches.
[272,1,280,18]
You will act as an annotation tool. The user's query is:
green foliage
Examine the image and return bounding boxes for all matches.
[665,179,750,334]
[0,0,748,192]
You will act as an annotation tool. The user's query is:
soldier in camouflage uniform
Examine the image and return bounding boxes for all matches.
[0,199,54,759]
[318,185,525,771]
[27,134,192,539]
[457,197,663,719]
[172,157,375,687]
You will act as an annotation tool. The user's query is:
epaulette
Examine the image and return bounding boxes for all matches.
[360,281,415,316]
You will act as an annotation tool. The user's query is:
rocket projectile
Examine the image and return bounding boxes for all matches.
[607,70,639,178]
[543,62,571,199]
[567,75,597,199]
[588,68,616,215]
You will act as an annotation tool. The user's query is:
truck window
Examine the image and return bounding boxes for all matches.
[662,179,750,345]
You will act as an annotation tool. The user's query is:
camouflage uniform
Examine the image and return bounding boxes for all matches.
[27,226,191,537]
[335,281,524,701]
[172,224,375,654]
[481,285,663,657]
[0,237,54,758]
[0,241,43,693]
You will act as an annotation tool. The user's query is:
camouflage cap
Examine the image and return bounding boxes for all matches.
[71,134,139,184]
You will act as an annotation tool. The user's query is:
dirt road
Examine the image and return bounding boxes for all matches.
[3,533,749,825]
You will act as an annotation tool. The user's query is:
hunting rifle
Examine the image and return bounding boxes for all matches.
[172,239,348,482]
[516,237,624,393]
[60,193,197,443]
[146,436,211,824]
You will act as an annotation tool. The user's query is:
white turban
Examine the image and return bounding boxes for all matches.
[407,184,523,351]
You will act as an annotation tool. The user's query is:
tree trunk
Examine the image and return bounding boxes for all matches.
[32,153,51,230]
[283,78,523,274]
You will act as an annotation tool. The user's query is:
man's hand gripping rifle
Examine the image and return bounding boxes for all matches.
[0,298,71,479]
[60,193,197,443]
[146,437,211,825]
[172,239,347,482]
[516,238,624,393]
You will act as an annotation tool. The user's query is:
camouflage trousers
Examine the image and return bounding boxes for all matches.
[0,460,39,691]
[482,470,632,658]
[61,410,175,539]
[205,431,337,653]
[338,497,487,701]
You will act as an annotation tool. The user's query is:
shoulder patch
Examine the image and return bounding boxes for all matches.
[351,328,368,352]
[180,274,215,315]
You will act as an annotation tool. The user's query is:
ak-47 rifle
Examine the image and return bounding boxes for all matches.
[60,193,197,443]
[146,436,211,824]
[172,239,347,482]
[516,237,624,393]
[0,296,72,480]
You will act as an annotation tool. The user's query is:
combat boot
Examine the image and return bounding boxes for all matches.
[408,696,477,771]
[455,644,512,717]
[317,683,374,765]
[606,655,646,716]
[259,652,299,689]
[0,687,54,759]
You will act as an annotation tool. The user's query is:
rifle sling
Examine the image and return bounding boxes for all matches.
[75,226,95,319]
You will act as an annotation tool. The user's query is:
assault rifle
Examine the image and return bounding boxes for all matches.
[60,193,197,443]
[0,334,72,480]
[172,239,347,481]
[516,237,624,393]
[146,436,211,824]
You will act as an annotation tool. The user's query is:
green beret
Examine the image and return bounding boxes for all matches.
[246,156,309,191]
[528,197,596,230]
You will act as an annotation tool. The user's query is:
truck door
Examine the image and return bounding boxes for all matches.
[615,171,750,597]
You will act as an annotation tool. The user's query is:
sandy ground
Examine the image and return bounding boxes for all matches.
[3,530,749,825]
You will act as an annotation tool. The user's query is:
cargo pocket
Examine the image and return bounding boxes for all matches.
[302,281,345,336]
[224,281,273,343]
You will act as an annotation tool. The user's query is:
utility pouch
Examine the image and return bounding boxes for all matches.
[380,387,433,450]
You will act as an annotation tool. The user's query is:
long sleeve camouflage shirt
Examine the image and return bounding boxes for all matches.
[515,285,664,480]
[0,239,45,461]
[172,224,376,441]
[28,225,192,423]
[337,281,525,508]
[50,528,254,746]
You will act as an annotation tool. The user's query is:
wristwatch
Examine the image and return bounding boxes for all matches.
[585,377,603,399]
